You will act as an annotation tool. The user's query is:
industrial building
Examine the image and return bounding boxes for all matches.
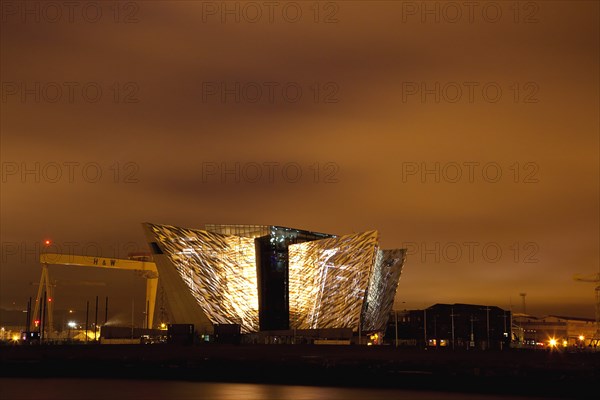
[513,314,598,349]
[387,303,511,350]
[143,223,406,336]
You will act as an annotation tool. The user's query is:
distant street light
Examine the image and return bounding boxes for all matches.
[68,321,76,340]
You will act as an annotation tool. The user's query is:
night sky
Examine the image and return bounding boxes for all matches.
[1,1,598,325]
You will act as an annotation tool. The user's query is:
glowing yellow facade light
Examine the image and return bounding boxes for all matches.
[289,231,378,330]
[147,224,259,333]
[549,338,557,347]
[288,231,406,332]
[579,335,585,341]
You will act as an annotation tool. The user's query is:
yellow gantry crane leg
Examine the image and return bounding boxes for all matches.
[31,264,54,335]
[146,277,158,329]
[39,253,159,330]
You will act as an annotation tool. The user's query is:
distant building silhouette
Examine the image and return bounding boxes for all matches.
[387,303,511,350]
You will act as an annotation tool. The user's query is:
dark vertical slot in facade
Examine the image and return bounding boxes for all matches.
[256,227,335,331]
[256,235,288,331]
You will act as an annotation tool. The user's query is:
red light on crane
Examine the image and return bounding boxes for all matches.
[43,239,51,246]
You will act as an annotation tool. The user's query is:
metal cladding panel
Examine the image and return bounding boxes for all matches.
[146,223,259,333]
[288,231,379,330]
[361,249,406,332]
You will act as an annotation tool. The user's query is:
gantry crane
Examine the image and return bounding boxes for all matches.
[573,267,600,345]
[33,253,159,335]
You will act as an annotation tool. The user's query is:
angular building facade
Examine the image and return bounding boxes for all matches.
[143,223,406,335]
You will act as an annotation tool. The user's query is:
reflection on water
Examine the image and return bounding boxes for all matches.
[0,378,542,400]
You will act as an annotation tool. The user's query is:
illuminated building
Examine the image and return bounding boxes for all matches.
[143,223,406,335]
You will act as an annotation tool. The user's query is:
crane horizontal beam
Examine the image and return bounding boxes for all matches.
[30,280,107,287]
[40,253,158,277]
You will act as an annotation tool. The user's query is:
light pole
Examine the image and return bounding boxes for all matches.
[450,307,457,351]
[433,316,437,349]
[394,310,398,347]
[470,315,475,350]
[520,293,527,314]
[502,310,508,350]
[424,308,427,348]
[485,306,490,350]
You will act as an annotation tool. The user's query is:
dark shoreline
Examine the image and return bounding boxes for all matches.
[1,344,598,398]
